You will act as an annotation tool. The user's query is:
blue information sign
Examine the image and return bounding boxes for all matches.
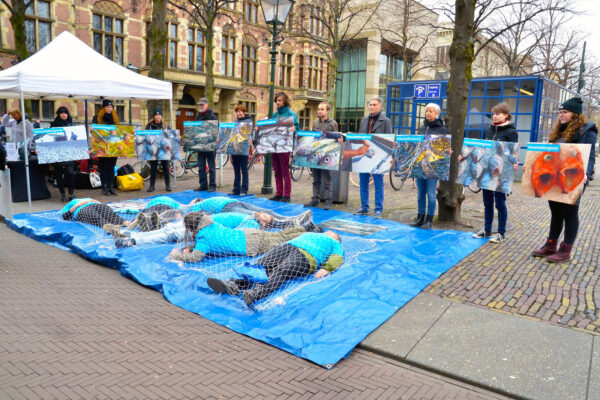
[414,84,427,98]
[426,84,441,98]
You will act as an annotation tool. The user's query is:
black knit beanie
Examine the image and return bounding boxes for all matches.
[559,97,583,114]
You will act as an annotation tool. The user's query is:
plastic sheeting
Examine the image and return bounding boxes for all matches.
[7,191,485,368]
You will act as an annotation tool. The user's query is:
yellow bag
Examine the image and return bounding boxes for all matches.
[116,173,144,191]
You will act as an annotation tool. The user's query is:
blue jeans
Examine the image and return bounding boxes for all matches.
[359,173,384,212]
[482,189,507,235]
[416,178,438,216]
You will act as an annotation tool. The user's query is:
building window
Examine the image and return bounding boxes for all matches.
[285,10,294,31]
[92,7,125,64]
[224,0,236,11]
[221,27,236,77]
[242,44,257,83]
[301,5,323,35]
[298,108,311,130]
[307,55,323,90]
[298,55,304,88]
[167,23,178,68]
[244,0,259,23]
[279,52,293,87]
[240,101,256,122]
[437,45,450,65]
[0,99,8,117]
[25,0,51,53]
[188,27,205,72]
[94,101,125,123]
[31,100,54,120]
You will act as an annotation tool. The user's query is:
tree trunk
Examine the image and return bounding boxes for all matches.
[10,1,29,62]
[147,0,167,117]
[327,51,339,114]
[204,27,215,107]
[436,0,476,223]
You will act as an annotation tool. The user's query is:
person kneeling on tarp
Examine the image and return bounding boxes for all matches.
[61,198,130,228]
[207,231,344,306]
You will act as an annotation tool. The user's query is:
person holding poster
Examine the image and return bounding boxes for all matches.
[194,97,218,192]
[50,106,76,202]
[303,102,340,210]
[145,108,172,193]
[92,100,120,196]
[532,97,597,263]
[411,103,448,228]
[270,92,300,203]
[472,103,518,243]
[229,104,252,196]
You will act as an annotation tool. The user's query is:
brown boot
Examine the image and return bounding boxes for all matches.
[531,238,558,257]
[547,242,573,263]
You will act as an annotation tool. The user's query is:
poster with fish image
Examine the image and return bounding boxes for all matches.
[255,117,294,154]
[134,129,181,161]
[392,134,451,180]
[340,133,395,174]
[216,121,253,156]
[33,126,90,164]
[457,138,521,194]
[90,124,135,157]
[182,120,219,152]
[520,142,591,204]
[293,131,342,171]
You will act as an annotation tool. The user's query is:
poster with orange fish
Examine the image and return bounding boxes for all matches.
[90,124,135,157]
[521,142,591,204]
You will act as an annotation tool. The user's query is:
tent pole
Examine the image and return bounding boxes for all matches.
[169,98,176,187]
[84,100,89,132]
[19,88,32,207]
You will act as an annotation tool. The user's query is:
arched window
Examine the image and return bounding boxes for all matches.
[221,25,236,77]
[242,35,258,83]
[92,0,125,64]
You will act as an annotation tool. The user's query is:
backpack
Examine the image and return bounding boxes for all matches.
[117,163,135,176]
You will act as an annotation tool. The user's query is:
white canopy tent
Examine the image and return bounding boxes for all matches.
[0,31,174,206]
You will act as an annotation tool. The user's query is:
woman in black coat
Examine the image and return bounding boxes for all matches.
[145,107,171,192]
[50,106,76,202]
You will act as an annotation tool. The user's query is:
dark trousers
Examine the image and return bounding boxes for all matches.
[249,244,311,301]
[482,189,507,235]
[311,169,332,202]
[231,154,249,194]
[98,157,117,187]
[77,204,124,227]
[55,162,75,195]
[197,151,216,189]
[149,159,170,188]
[272,152,291,197]
[548,200,579,245]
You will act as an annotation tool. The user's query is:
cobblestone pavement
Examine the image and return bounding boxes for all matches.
[0,222,509,399]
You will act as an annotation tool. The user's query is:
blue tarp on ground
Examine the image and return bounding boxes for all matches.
[7,191,485,368]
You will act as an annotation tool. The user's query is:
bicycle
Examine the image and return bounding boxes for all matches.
[133,159,186,182]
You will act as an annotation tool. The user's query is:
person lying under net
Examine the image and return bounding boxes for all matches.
[168,212,322,263]
[207,230,344,306]
[61,198,131,228]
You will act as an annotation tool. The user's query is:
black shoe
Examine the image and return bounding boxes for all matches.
[102,185,109,196]
[195,186,208,191]
[207,187,216,192]
[115,237,136,248]
[324,201,333,210]
[207,278,240,296]
[421,215,434,229]
[67,194,74,201]
[229,191,240,196]
[304,199,319,207]
[280,197,291,203]
[269,195,282,201]
[410,214,425,227]
[243,290,256,306]
[165,185,172,192]
[354,209,368,215]
[147,186,155,193]
[109,185,117,195]
[304,222,324,233]
[60,194,67,202]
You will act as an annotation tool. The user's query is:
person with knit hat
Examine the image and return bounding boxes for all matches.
[92,99,121,196]
[50,106,76,202]
[145,107,172,192]
[531,97,597,263]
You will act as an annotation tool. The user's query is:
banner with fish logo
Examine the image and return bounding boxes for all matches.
[293,130,342,171]
[134,129,181,161]
[182,120,219,152]
[89,124,135,157]
[34,126,90,164]
[392,134,451,180]
[216,121,253,156]
[457,138,520,194]
[521,142,590,204]
[340,133,395,174]
[255,117,294,154]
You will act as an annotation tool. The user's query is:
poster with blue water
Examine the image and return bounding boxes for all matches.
[340,133,394,174]
[34,126,90,164]
[134,129,181,160]
[293,131,342,171]
[393,134,451,180]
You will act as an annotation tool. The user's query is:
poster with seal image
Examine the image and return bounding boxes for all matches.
[340,133,394,174]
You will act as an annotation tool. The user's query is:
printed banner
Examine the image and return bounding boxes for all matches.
[293,131,342,171]
[340,133,395,174]
[392,134,451,180]
[34,126,90,164]
[255,117,294,154]
[457,138,520,194]
[89,124,135,157]
[216,121,253,156]
[182,120,219,152]
[521,142,591,204]
[134,129,181,161]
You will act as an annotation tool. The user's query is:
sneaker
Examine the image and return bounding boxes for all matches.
[472,230,491,239]
[150,211,160,230]
[207,278,240,295]
[280,197,291,203]
[489,233,505,243]
[374,210,383,218]
[103,223,124,237]
[115,237,136,248]
[296,210,313,226]
[354,209,369,215]
[269,195,282,201]
[304,222,324,233]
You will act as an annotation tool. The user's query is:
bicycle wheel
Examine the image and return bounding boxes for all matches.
[389,172,406,191]
[215,154,230,169]
[186,152,199,175]
[349,172,373,187]
[169,160,186,178]
[290,165,304,182]
[133,161,151,181]
[467,185,482,194]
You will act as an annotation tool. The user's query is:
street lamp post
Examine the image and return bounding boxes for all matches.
[126,63,139,124]
[259,0,295,194]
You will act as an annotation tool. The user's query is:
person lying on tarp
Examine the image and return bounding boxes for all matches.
[61,198,132,228]
[206,231,344,306]
[125,196,202,232]
[168,211,322,263]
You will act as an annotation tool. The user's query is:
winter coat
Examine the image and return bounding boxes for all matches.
[92,108,120,125]
[417,118,449,136]
[359,112,392,134]
[272,106,300,132]
[483,121,518,142]
[145,120,170,130]
[195,108,218,121]
[568,122,598,179]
